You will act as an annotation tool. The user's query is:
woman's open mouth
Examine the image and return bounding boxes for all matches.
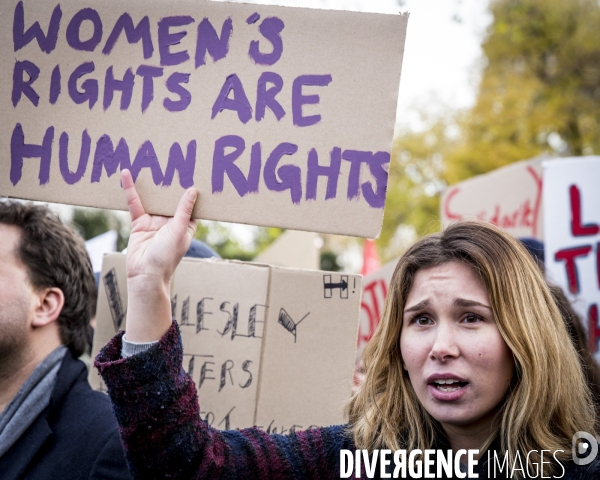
[431,379,468,392]
[426,377,469,401]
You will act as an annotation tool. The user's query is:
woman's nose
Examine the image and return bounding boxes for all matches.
[429,322,460,361]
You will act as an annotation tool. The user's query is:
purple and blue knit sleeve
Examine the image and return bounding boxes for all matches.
[94,322,351,479]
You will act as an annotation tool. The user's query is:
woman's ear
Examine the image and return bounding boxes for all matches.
[31,287,65,328]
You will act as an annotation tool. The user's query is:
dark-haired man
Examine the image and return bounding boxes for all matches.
[0,201,131,479]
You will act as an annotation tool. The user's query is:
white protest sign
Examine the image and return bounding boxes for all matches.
[90,254,362,430]
[0,0,408,238]
[85,229,117,272]
[543,157,600,360]
[441,158,544,239]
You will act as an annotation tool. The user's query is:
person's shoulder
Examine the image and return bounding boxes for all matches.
[30,354,131,479]
[51,353,119,434]
[68,382,115,420]
[55,354,109,402]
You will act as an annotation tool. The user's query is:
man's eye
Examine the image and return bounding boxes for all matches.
[462,313,483,324]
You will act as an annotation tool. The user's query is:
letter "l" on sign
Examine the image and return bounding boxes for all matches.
[570,185,599,237]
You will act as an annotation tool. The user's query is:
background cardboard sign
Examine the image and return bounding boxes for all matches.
[440,157,544,240]
[543,156,600,361]
[356,258,397,364]
[0,0,408,238]
[254,230,319,270]
[90,254,362,431]
[172,259,269,428]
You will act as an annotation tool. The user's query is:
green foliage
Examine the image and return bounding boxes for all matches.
[70,208,128,251]
[380,117,456,260]
[254,227,285,254]
[194,222,283,261]
[448,0,600,184]
[320,250,342,271]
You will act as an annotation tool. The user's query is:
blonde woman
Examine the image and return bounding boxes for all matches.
[96,172,599,479]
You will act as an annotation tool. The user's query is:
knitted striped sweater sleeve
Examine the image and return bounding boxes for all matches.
[94,321,351,480]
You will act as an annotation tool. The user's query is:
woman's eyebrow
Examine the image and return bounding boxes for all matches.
[404,299,430,313]
[453,298,492,310]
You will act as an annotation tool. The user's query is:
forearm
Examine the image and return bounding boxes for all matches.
[98,322,269,479]
[124,275,172,343]
[96,322,211,479]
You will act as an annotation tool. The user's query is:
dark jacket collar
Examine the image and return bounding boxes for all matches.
[45,351,86,424]
[0,351,85,480]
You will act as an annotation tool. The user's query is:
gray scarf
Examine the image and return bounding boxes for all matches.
[0,346,67,458]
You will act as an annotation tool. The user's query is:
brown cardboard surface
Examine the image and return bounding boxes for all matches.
[255,268,361,432]
[89,252,128,392]
[254,230,319,270]
[90,253,361,430]
[171,258,269,429]
[0,0,408,238]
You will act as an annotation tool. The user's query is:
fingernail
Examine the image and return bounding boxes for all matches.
[188,189,198,199]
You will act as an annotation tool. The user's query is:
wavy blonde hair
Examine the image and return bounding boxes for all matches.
[346,221,595,473]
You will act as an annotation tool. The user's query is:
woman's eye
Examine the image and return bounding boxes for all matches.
[412,315,433,326]
[462,313,483,324]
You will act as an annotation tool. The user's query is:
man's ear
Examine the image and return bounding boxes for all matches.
[31,287,65,328]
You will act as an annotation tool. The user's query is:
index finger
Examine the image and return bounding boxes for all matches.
[121,169,146,222]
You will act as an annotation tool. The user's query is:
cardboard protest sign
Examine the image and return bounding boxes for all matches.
[0,0,408,238]
[90,253,362,430]
[255,266,359,431]
[172,259,270,428]
[543,157,600,361]
[441,157,544,240]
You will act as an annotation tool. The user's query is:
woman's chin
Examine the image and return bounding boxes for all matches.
[421,400,481,428]
[424,400,501,430]
[429,410,478,427]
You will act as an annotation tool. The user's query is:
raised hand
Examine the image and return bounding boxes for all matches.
[120,169,199,342]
